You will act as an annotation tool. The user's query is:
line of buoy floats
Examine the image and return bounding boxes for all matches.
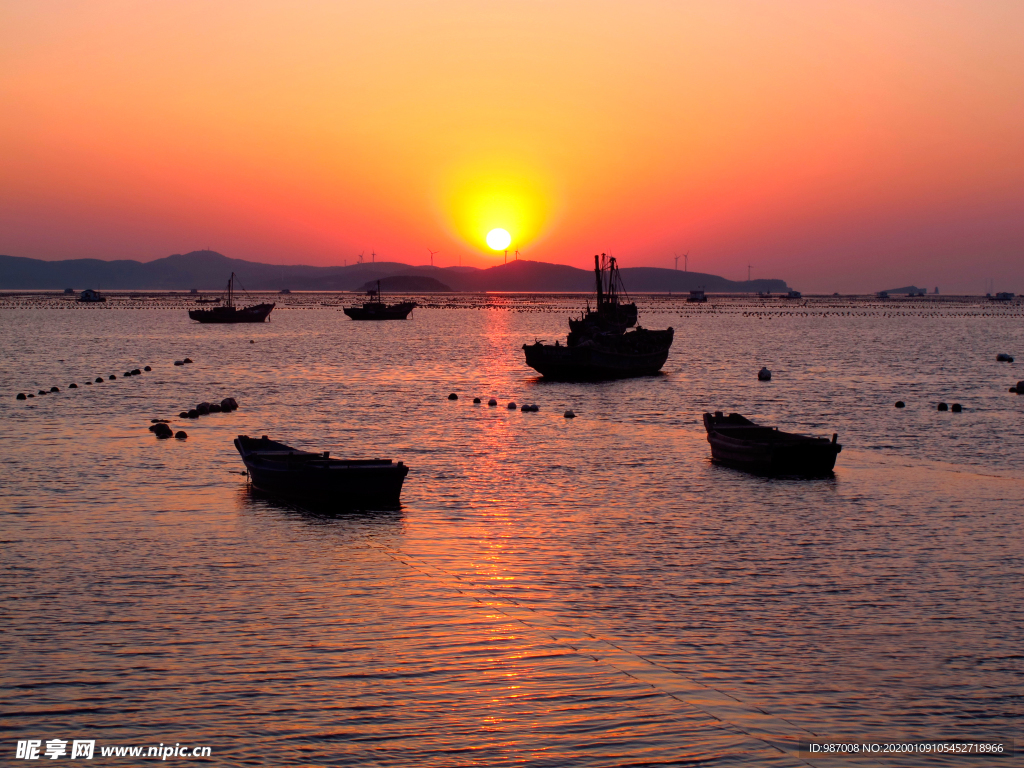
[13,362,174,400]
[448,392,576,418]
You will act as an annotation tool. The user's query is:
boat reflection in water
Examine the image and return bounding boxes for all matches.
[523,254,673,380]
[234,435,409,509]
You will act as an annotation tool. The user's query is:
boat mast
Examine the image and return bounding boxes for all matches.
[594,254,604,307]
[607,256,618,307]
[227,273,235,309]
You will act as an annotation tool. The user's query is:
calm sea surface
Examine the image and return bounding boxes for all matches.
[2,293,1022,766]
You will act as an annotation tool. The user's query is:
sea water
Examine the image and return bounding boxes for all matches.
[2,293,1021,766]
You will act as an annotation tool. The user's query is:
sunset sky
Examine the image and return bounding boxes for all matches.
[2,1,1022,292]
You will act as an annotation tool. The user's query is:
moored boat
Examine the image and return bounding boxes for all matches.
[234,435,409,508]
[78,289,107,303]
[522,254,674,380]
[188,273,274,323]
[703,411,841,476]
[343,281,416,320]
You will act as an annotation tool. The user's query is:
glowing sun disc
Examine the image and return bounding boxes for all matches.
[486,228,512,250]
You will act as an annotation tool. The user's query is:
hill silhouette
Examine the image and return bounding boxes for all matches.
[0,251,789,293]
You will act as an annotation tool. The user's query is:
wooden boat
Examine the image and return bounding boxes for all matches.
[522,254,674,380]
[703,411,841,476]
[188,273,274,323]
[343,281,416,320]
[234,435,409,508]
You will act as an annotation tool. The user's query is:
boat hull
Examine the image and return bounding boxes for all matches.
[703,412,841,476]
[235,436,408,508]
[523,329,673,381]
[189,303,275,323]
[343,302,415,320]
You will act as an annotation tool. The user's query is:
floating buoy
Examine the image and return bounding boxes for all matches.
[16,393,26,400]
[50,386,59,392]
[109,375,116,380]
[183,358,193,364]
[175,431,187,439]
[123,372,131,377]
[95,377,103,383]
[209,403,222,413]
[196,402,210,415]
[131,369,141,375]
[250,340,255,343]
[895,401,905,408]
[1017,380,1024,393]
[174,361,184,366]
[996,353,1014,362]
[937,402,948,411]
[221,397,238,411]
[488,399,497,406]
[473,397,481,404]
[179,411,190,418]
[27,393,34,398]
[85,381,92,385]
[152,423,173,438]
[951,403,962,412]
[448,393,458,400]
[187,409,199,419]
[1011,387,1018,393]
[144,365,151,371]
[758,367,772,381]
[69,383,78,388]
[508,402,517,410]
[564,409,576,418]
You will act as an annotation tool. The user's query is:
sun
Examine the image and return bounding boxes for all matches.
[486,228,512,250]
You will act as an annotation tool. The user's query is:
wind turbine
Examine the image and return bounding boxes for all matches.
[427,248,439,267]
[514,249,520,261]
[371,249,376,263]
[673,253,679,270]
[747,264,753,282]
[357,251,364,264]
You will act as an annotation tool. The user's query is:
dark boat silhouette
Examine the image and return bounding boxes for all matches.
[343,281,416,320]
[522,254,673,380]
[703,411,841,476]
[188,273,274,323]
[234,435,409,508]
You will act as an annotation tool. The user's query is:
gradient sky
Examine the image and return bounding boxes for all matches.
[2,0,1022,292]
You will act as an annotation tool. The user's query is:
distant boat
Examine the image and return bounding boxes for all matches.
[703,411,841,476]
[343,281,416,320]
[234,434,409,508]
[686,289,707,303]
[188,273,274,323]
[78,289,106,303]
[782,290,802,299]
[522,254,674,380]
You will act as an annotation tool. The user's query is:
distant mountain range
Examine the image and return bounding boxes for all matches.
[0,251,790,293]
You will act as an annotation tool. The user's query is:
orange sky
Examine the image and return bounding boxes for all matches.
[1,0,1022,292]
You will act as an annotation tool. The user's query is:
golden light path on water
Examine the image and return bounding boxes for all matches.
[2,293,1022,766]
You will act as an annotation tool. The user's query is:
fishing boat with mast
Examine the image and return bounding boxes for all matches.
[522,254,674,380]
[343,280,416,320]
[188,273,275,323]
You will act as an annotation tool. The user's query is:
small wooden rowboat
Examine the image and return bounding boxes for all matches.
[234,435,409,508]
[703,412,841,476]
